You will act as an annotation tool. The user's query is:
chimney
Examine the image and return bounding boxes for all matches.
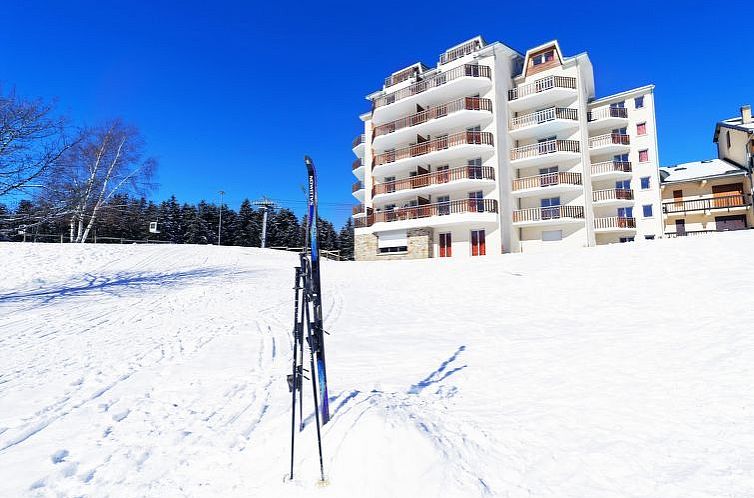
[741,104,752,124]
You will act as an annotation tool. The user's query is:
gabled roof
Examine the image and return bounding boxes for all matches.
[659,158,747,183]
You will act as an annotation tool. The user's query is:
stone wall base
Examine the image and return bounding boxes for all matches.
[355,228,434,261]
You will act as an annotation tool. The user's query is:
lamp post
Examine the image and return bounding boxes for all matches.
[218,190,225,246]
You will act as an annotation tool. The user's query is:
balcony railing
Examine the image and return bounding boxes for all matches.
[352,204,364,216]
[373,165,495,196]
[508,76,577,101]
[510,139,580,161]
[665,229,750,238]
[374,131,494,166]
[384,66,419,88]
[373,64,492,109]
[372,198,498,224]
[512,205,584,223]
[592,188,634,202]
[512,171,582,191]
[354,216,370,228]
[352,181,364,193]
[663,194,752,214]
[589,133,630,148]
[352,134,366,148]
[352,158,362,171]
[510,107,578,130]
[373,97,492,138]
[440,39,482,65]
[594,217,636,229]
[587,106,628,121]
[591,160,632,175]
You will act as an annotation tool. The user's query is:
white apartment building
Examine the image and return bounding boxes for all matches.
[351,36,663,260]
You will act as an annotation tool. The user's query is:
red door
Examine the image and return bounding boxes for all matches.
[471,230,486,256]
[439,233,452,257]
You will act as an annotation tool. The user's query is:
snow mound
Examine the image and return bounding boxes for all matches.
[1,235,753,497]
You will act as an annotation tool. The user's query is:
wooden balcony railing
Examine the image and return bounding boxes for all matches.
[587,106,628,121]
[440,39,483,65]
[512,205,584,223]
[384,66,420,88]
[591,160,632,175]
[510,107,578,130]
[373,97,492,138]
[372,198,498,224]
[374,131,494,166]
[373,165,495,196]
[508,76,577,101]
[352,204,365,216]
[592,188,634,202]
[662,194,752,214]
[510,139,580,161]
[589,133,630,148]
[511,171,582,191]
[352,134,366,148]
[352,158,362,170]
[354,216,370,228]
[373,64,492,109]
[352,181,364,193]
[594,217,636,229]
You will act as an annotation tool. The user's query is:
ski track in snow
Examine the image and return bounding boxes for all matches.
[1,236,754,497]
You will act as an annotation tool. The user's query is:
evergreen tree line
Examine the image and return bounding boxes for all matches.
[1,195,355,259]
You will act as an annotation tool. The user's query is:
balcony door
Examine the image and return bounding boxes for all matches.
[437,195,450,216]
[385,176,396,193]
[436,164,450,183]
[439,233,452,257]
[538,136,556,155]
[539,166,558,187]
[673,189,683,209]
[468,158,482,179]
[615,179,630,190]
[675,219,686,235]
[468,191,484,212]
[541,196,561,219]
[471,229,486,256]
[614,153,629,163]
[618,207,633,219]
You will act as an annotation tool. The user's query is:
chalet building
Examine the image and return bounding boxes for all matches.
[350,36,663,260]
[660,105,754,236]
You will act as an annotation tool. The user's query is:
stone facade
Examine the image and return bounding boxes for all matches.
[355,228,434,261]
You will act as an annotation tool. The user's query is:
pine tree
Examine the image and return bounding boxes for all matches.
[338,218,354,260]
[182,203,210,244]
[230,199,262,246]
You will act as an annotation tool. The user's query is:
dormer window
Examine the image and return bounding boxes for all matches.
[532,50,555,66]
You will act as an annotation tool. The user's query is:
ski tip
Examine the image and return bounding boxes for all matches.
[304,155,313,166]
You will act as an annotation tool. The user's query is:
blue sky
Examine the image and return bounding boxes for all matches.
[1,0,749,226]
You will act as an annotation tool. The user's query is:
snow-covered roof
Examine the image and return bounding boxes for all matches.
[659,158,747,183]
[719,115,754,132]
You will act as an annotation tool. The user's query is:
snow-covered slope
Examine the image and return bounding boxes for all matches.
[1,234,753,497]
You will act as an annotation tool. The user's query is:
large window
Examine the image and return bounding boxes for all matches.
[637,122,647,135]
[618,206,633,218]
[532,50,554,66]
[541,197,561,219]
[642,204,653,218]
[616,179,631,190]
[640,176,651,189]
[639,149,649,162]
[471,229,486,256]
[634,96,644,109]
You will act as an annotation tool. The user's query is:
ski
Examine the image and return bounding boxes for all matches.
[304,156,331,425]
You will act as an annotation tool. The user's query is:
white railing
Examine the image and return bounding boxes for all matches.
[511,171,582,191]
[589,133,630,148]
[508,76,577,101]
[590,160,632,175]
[592,189,634,202]
[510,139,580,161]
[512,205,585,223]
[594,217,636,229]
[588,106,628,121]
[510,107,578,130]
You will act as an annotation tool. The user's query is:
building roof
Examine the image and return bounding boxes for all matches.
[659,158,747,183]
[719,115,754,132]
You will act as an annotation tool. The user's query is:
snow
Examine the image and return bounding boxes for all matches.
[659,158,746,182]
[1,234,754,497]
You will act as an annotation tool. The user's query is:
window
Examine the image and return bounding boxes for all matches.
[471,229,486,256]
[532,50,554,66]
[675,219,686,235]
[644,235,655,240]
[616,179,631,190]
[385,176,396,193]
[637,122,647,135]
[468,158,482,179]
[634,96,644,109]
[437,195,450,216]
[439,233,452,257]
[639,149,649,162]
[541,197,561,219]
[610,101,625,109]
[619,237,635,243]
[614,153,629,162]
[538,136,556,154]
[643,204,653,218]
[541,230,562,241]
[618,207,633,218]
[539,166,558,186]
[379,246,407,254]
[726,131,731,149]
[640,177,651,189]
[468,191,484,212]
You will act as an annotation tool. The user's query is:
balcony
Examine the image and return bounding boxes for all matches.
[593,217,636,232]
[356,199,498,230]
[507,76,577,112]
[440,39,483,65]
[373,165,495,202]
[372,64,492,122]
[509,139,580,168]
[587,106,629,131]
[663,194,752,216]
[352,158,365,180]
[588,133,630,155]
[512,205,585,227]
[373,131,494,177]
[352,181,365,201]
[511,171,583,197]
[590,160,632,180]
[592,188,634,207]
[372,97,493,150]
[352,204,365,216]
[509,107,579,140]
[352,134,366,157]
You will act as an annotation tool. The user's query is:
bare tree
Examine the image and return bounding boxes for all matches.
[0,88,73,197]
[46,119,156,242]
